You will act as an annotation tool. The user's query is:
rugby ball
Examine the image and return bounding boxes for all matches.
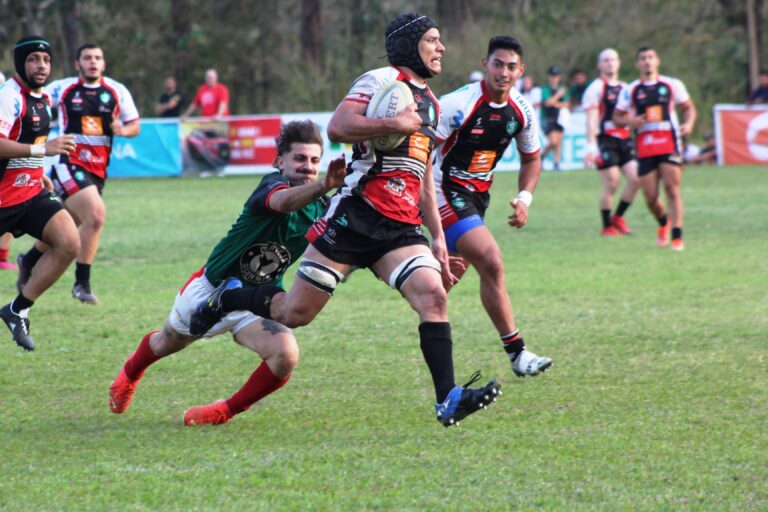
[365,80,414,151]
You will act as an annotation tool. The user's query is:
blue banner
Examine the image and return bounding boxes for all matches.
[108,120,182,178]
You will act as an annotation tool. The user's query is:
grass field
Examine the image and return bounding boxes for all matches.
[1,165,766,511]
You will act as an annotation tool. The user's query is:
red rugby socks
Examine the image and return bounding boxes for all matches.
[225,361,290,415]
[124,331,162,380]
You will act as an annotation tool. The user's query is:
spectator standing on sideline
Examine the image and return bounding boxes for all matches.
[182,69,229,119]
[747,70,768,105]
[569,68,588,111]
[540,66,569,170]
[155,77,184,117]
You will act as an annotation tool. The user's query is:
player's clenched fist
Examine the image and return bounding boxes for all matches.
[392,103,422,134]
[45,134,76,156]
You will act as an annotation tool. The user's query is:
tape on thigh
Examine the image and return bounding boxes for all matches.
[296,259,345,294]
[387,253,441,291]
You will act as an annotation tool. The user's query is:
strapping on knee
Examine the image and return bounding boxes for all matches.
[296,259,344,295]
[388,254,441,291]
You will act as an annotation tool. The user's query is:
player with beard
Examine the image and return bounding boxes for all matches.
[108,120,346,426]
[582,48,639,237]
[0,36,79,351]
[17,44,140,304]
[433,36,552,378]
[613,46,696,251]
[190,13,502,428]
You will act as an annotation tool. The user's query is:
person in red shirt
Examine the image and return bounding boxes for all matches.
[182,69,229,119]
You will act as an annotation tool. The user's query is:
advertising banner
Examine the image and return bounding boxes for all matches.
[108,120,182,178]
[714,104,768,165]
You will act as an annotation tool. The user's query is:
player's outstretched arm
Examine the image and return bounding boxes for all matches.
[327,101,421,144]
[268,155,347,213]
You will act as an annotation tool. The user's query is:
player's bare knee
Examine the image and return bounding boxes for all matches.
[475,251,504,280]
[271,336,299,375]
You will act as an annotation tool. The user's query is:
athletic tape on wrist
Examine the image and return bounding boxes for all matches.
[30,145,45,158]
[515,190,533,207]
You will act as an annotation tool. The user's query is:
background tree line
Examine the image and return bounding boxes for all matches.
[1,0,765,138]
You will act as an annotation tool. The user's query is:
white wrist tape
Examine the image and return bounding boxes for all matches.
[515,190,533,207]
[30,144,45,158]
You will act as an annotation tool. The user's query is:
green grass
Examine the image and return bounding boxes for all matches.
[1,166,766,511]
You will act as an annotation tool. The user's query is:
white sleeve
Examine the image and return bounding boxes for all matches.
[343,71,386,105]
[615,84,632,113]
[529,87,541,107]
[44,79,65,109]
[115,82,140,122]
[581,80,601,110]
[435,91,464,143]
[671,78,690,105]
[0,89,19,138]
[515,96,541,154]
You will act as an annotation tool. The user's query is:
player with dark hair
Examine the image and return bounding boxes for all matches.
[17,43,140,304]
[540,66,569,170]
[191,13,502,428]
[108,120,346,426]
[0,36,80,351]
[613,46,696,251]
[433,35,552,377]
[582,48,639,236]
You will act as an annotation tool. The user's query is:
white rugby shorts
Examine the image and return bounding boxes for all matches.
[168,268,259,337]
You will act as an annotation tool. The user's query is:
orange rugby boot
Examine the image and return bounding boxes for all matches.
[610,214,633,235]
[601,226,621,237]
[109,361,143,414]
[657,224,670,248]
[671,238,685,252]
[184,400,233,426]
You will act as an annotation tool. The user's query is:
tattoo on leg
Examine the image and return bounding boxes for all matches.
[261,319,290,336]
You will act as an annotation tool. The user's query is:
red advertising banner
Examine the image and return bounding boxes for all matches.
[715,105,768,165]
[228,117,282,166]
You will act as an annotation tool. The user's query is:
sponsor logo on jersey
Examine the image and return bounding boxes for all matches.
[239,241,291,285]
[450,110,464,129]
[13,174,31,187]
[506,120,519,135]
[451,196,466,209]
[100,92,111,103]
[386,177,406,196]
[658,85,668,96]
[74,170,85,181]
[334,215,349,227]
[489,113,502,121]
[82,116,103,135]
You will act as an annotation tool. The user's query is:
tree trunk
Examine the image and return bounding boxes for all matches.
[436,0,470,37]
[59,0,84,71]
[301,0,323,69]
[170,0,193,84]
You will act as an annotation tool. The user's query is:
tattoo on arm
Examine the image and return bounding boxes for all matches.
[261,319,291,336]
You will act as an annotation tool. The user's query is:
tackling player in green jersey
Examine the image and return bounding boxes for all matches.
[108,120,346,426]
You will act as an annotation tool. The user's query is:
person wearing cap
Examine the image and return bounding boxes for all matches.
[16,43,140,305]
[540,65,569,170]
[189,12,502,428]
[0,36,80,351]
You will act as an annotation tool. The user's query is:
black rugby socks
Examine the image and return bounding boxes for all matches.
[419,322,456,403]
